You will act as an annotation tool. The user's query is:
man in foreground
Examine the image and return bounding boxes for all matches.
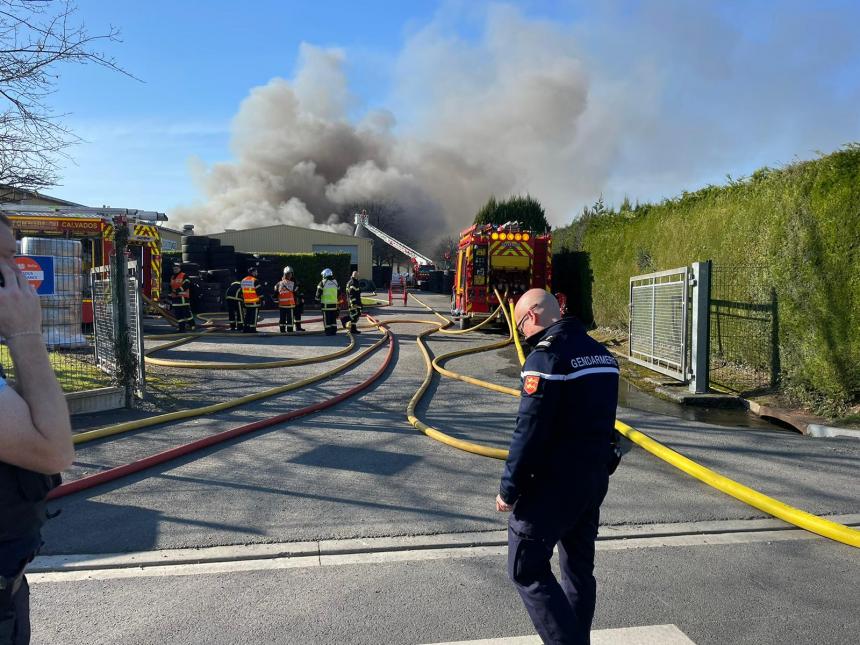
[0,213,74,644]
[497,289,619,644]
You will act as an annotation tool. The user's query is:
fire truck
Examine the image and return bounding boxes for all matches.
[2,207,167,323]
[452,221,552,329]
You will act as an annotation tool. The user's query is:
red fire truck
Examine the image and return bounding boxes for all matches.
[452,222,552,329]
[3,208,166,323]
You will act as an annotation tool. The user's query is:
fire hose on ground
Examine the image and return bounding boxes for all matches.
[74,331,387,445]
[404,294,860,548]
[52,324,395,499]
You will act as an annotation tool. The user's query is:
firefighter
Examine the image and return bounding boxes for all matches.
[274,266,298,333]
[170,264,195,332]
[340,270,362,334]
[225,272,244,331]
[241,266,263,333]
[315,268,339,336]
[497,289,620,644]
[293,275,305,332]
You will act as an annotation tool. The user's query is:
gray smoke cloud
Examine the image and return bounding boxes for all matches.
[176,1,860,241]
[176,5,602,242]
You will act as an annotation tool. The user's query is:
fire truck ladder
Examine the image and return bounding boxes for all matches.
[354,212,435,305]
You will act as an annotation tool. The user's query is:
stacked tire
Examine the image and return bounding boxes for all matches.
[181,235,209,266]
[209,244,236,270]
[20,237,87,348]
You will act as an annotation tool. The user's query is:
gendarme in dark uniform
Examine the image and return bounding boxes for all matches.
[500,290,620,645]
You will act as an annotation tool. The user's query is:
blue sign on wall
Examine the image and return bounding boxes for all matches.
[14,255,56,296]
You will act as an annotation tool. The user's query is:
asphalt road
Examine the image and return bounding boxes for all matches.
[29,294,860,644]
[30,529,858,644]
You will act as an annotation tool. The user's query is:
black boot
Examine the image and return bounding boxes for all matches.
[280,326,286,334]
[351,325,361,334]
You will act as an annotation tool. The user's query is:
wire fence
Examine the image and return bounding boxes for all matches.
[0,237,112,393]
[709,265,778,394]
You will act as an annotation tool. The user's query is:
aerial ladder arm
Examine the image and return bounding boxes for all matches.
[354,212,434,267]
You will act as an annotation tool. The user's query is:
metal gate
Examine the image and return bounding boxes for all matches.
[91,261,145,396]
[629,267,689,380]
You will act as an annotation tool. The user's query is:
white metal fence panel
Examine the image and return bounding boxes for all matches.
[629,267,689,380]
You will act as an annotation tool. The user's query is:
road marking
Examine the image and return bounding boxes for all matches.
[422,623,696,644]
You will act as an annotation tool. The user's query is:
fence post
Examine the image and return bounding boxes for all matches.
[689,260,711,393]
[112,216,137,408]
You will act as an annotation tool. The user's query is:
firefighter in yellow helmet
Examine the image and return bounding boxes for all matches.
[340,270,362,334]
[224,271,244,331]
[170,264,195,332]
[315,268,339,336]
[274,266,298,333]
[241,266,263,333]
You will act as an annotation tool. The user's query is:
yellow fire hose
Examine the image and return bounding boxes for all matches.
[144,331,357,370]
[414,297,859,548]
[74,330,391,445]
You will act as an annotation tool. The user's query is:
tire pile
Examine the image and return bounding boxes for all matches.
[20,237,88,349]
[173,235,240,313]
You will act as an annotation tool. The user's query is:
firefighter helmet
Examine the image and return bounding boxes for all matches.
[283,266,293,275]
[321,268,333,279]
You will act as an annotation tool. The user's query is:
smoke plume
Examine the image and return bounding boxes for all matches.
[176,1,860,244]
[176,6,600,242]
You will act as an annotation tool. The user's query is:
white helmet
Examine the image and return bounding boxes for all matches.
[321,268,333,279]
[283,266,293,275]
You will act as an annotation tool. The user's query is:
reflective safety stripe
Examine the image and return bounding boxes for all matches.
[277,280,296,307]
[321,285,338,305]
[241,277,260,305]
[520,367,620,381]
[170,273,190,299]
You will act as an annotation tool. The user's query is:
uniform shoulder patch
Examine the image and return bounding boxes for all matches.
[534,334,556,350]
[523,374,541,395]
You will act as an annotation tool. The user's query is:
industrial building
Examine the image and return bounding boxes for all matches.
[207,223,373,276]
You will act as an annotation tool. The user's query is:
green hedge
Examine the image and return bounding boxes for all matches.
[554,145,860,412]
[247,252,352,296]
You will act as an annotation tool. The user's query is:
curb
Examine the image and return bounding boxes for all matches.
[29,515,860,573]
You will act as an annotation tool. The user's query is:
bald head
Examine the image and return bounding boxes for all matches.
[514,288,561,337]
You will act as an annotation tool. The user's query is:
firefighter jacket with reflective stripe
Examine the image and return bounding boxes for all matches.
[275,279,297,308]
[346,278,362,308]
[499,317,620,506]
[241,276,262,306]
[170,272,190,301]
[316,279,339,307]
[225,281,243,301]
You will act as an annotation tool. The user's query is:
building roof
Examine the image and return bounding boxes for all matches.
[0,184,84,207]
[212,222,358,241]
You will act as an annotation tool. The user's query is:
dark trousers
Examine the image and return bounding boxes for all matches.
[295,301,304,330]
[243,305,259,332]
[322,306,338,335]
[227,300,244,330]
[173,302,194,331]
[341,306,361,331]
[508,479,608,645]
[279,307,295,333]
[0,576,30,645]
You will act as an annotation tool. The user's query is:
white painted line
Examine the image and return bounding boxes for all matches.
[28,526,823,584]
[422,623,696,644]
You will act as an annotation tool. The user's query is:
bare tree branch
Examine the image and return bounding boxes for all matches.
[0,0,134,190]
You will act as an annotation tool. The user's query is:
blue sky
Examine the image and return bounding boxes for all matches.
[40,1,860,225]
